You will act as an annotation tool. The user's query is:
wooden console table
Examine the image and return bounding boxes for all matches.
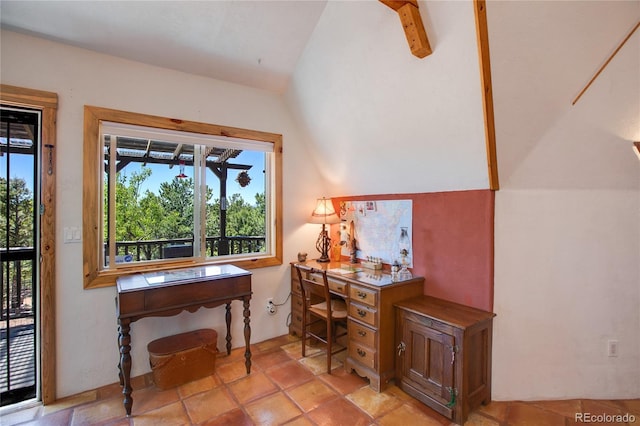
[115,264,252,416]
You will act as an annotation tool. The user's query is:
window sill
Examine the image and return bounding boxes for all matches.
[83,255,283,289]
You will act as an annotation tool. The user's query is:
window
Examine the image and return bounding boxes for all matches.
[83,106,282,289]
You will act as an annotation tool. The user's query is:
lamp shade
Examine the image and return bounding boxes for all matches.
[310,197,340,224]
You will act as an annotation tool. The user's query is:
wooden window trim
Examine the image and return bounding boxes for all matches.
[1,84,58,405]
[83,106,283,289]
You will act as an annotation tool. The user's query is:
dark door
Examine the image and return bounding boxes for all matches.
[399,315,455,415]
[0,106,40,406]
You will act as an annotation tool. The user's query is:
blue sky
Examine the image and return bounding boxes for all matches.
[0,152,35,192]
[130,150,265,205]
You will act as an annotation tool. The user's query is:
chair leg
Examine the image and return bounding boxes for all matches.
[326,321,332,374]
[301,314,306,358]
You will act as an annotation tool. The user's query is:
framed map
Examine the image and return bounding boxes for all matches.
[338,199,413,267]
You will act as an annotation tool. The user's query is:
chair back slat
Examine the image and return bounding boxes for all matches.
[293,263,348,374]
[295,266,333,318]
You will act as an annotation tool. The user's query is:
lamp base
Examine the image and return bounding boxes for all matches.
[315,224,332,264]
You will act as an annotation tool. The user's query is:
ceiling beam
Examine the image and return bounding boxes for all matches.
[380,0,432,58]
[473,0,499,190]
[380,0,418,10]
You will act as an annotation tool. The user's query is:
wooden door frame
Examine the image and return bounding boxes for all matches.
[1,84,58,405]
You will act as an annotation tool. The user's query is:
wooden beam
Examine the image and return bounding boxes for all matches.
[473,0,499,190]
[398,3,432,58]
[380,0,418,11]
[380,0,432,58]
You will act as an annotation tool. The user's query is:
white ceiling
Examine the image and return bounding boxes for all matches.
[0,0,328,93]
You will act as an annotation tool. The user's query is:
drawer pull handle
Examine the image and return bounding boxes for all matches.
[447,344,459,366]
[357,309,367,318]
[357,330,367,337]
[356,348,366,358]
[357,291,367,299]
[296,315,302,321]
[397,341,406,356]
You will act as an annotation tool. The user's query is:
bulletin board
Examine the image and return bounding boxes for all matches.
[338,199,413,267]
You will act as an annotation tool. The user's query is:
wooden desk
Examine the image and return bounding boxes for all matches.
[291,260,424,391]
[116,264,252,416]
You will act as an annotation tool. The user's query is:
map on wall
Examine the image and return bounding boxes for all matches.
[338,199,413,267]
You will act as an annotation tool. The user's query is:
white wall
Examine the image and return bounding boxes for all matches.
[489,1,640,399]
[2,0,638,403]
[287,0,640,400]
[285,0,489,196]
[0,29,324,398]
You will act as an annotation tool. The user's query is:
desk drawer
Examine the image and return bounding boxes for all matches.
[144,276,251,311]
[308,273,347,297]
[348,320,376,348]
[328,278,347,296]
[292,279,302,295]
[290,307,304,336]
[349,303,377,327]
[292,294,304,312]
[349,285,376,307]
[349,341,376,370]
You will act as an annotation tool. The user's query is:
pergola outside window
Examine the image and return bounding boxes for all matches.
[83,106,282,289]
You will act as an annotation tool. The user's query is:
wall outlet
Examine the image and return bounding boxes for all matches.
[607,340,619,357]
[266,298,276,315]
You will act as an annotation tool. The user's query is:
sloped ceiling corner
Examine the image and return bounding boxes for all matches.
[487,0,640,189]
[285,0,490,196]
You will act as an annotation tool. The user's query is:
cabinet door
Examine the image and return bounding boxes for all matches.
[400,316,455,407]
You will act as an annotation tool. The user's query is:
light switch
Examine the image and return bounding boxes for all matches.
[64,226,82,243]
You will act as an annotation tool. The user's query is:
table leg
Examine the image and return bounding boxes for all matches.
[118,319,133,416]
[243,297,252,374]
[225,303,232,355]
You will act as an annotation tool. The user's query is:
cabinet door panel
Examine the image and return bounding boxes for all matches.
[402,317,454,405]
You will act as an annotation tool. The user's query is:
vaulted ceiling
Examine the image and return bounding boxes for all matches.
[0,0,328,93]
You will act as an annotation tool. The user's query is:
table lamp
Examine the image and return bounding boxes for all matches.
[310,197,340,262]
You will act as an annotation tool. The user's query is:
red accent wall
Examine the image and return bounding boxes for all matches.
[332,190,494,311]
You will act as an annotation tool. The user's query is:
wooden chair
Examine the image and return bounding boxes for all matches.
[294,265,348,374]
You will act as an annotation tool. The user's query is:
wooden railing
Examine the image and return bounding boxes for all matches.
[108,236,266,263]
[0,248,35,322]
[1,236,265,318]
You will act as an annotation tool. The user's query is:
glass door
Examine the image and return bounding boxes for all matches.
[0,106,40,406]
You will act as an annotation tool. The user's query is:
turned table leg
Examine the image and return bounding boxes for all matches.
[243,297,252,374]
[118,319,133,416]
[225,303,232,355]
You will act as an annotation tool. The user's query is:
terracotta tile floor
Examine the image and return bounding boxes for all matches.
[2,334,639,425]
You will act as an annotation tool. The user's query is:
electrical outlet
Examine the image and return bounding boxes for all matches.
[266,298,276,315]
[608,340,618,357]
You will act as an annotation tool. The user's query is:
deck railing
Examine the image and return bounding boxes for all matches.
[107,236,266,263]
[1,249,36,397]
[0,248,35,322]
[1,236,266,318]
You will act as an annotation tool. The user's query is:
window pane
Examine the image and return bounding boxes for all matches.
[205,149,267,257]
[104,135,196,265]
[86,105,282,288]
